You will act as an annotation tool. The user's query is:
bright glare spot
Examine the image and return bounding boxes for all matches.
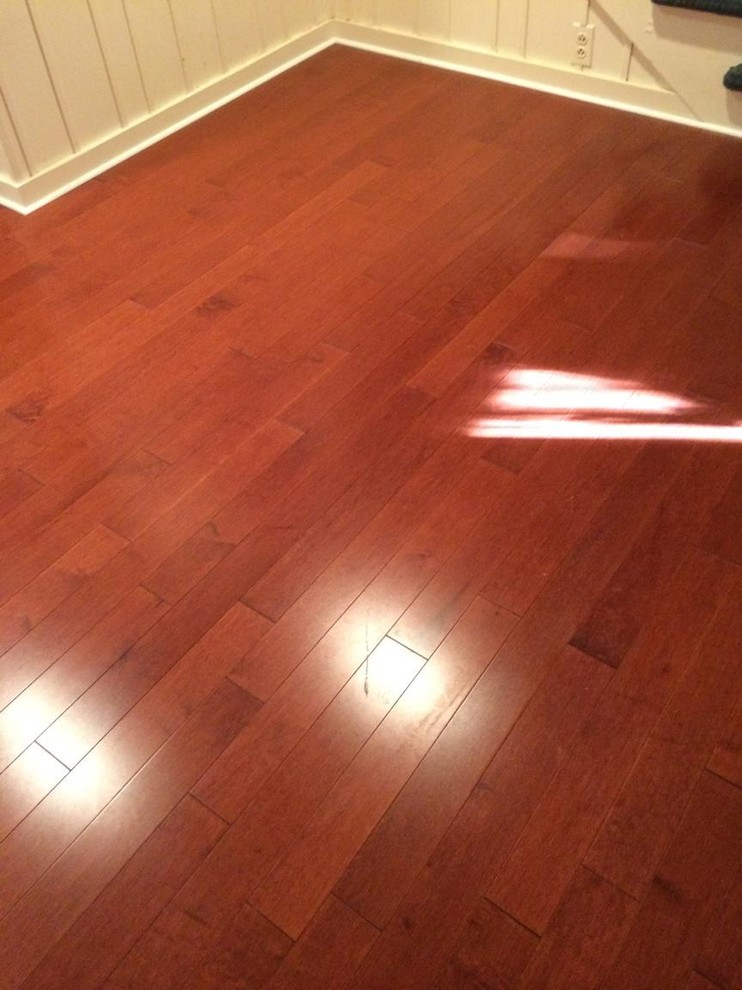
[1,692,56,742]
[470,418,742,442]
[17,743,67,789]
[363,637,423,705]
[1,689,112,808]
[467,367,742,444]
[493,388,697,414]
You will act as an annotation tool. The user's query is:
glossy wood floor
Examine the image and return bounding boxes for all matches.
[0,46,741,990]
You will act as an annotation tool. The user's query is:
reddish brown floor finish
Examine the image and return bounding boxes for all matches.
[0,45,740,990]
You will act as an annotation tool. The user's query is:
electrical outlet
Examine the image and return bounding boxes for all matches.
[572,23,595,68]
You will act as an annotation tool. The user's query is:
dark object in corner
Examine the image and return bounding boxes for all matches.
[652,0,742,15]
[724,64,742,90]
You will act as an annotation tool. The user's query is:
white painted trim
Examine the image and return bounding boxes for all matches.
[2,14,740,215]
[0,175,24,212]
[3,22,335,215]
[333,22,742,140]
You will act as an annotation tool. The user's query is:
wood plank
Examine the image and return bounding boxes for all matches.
[261,896,378,990]
[0,624,264,917]
[695,877,742,990]
[0,417,295,718]
[342,640,614,990]
[183,903,292,990]
[18,796,225,990]
[335,644,611,928]
[0,524,126,670]
[0,585,167,774]
[0,679,259,989]
[433,898,539,990]
[600,772,742,990]
[0,744,67,844]
[708,696,742,787]
[241,344,500,622]
[0,47,740,990]
[38,601,268,768]
[0,470,41,520]
[0,449,165,616]
[487,551,734,935]
[230,445,501,702]
[683,974,726,990]
[516,867,639,990]
[113,636,423,989]
[250,599,517,938]
[584,573,742,898]
[701,466,742,566]
[569,446,737,669]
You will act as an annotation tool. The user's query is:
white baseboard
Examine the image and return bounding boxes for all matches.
[333,22,742,139]
[2,17,739,215]
[0,23,335,215]
[0,177,24,214]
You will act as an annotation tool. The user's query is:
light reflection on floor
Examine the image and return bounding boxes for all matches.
[468,369,742,443]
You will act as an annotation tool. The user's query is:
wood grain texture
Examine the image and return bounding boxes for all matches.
[0,46,740,990]
[601,772,742,990]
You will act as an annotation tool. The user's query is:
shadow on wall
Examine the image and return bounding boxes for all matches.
[653,5,742,53]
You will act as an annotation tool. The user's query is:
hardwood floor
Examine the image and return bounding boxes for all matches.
[0,45,740,990]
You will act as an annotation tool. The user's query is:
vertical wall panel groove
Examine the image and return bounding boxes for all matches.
[418,0,451,42]
[255,1,288,52]
[376,0,417,34]
[0,1,72,173]
[211,0,263,71]
[89,0,150,124]
[0,87,31,181]
[169,0,225,91]
[85,0,125,128]
[123,0,188,110]
[450,0,499,52]
[27,0,121,151]
[497,0,529,57]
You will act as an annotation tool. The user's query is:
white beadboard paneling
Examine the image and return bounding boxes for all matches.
[89,0,150,124]
[376,0,418,34]
[0,89,29,181]
[334,0,354,21]
[123,0,187,110]
[497,0,528,57]
[256,1,288,51]
[169,0,225,90]
[525,0,588,67]
[2,0,740,218]
[286,0,319,34]
[4,23,334,213]
[349,0,376,28]
[0,1,72,173]
[0,139,14,182]
[27,0,121,150]
[451,0,499,52]
[211,0,263,70]
[596,0,742,128]
[334,21,709,126]
[418,0,450,41]
[587,2,631,81]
